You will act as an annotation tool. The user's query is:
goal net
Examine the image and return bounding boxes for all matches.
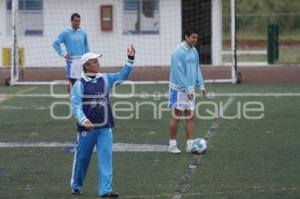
[6,0,237,85]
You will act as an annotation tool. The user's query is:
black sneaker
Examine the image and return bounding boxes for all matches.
[72,189,81,195]
[100,192,119,198]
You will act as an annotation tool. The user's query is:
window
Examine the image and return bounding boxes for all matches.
[123,0,159,34]
[6,0,43,10]
[6,0,43,36]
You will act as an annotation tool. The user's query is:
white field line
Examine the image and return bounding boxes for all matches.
[171,97,235,199]
[0,87,36,103]
[0,142,168,152]
[0,92,300,98]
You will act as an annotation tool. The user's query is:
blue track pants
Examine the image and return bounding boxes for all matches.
[70,128,113,196]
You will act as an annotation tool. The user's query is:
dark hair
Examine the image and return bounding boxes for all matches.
[83,65,87,72]
[82,61,89,72]
[183,27,198,38]
[71,13,80,21]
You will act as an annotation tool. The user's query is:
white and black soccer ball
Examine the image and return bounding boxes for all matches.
[191,138,207,154]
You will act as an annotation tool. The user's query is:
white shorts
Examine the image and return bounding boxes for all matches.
[168,88,195,111]
[66,58,83,79]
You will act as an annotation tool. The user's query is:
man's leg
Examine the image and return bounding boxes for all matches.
[96,128,113,196]
[170,108,182,139]
[169,108,182,153]
[69,78,77,85]
[68,78,77,94]
[67,58,80,94]
[71,131,97,191]
[184,109,195,152]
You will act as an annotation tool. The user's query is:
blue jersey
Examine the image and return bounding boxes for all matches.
[52,27,89,58]
[169,42,205,93]
[71,59,134,131]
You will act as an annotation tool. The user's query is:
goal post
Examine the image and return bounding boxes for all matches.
[8,0,238,86]
[231,0,238,83]
[10,0,19,85]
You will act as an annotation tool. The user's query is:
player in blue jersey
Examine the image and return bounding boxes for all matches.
[70,45,135,198]
[168,27,206,154]
[52,13,90,91]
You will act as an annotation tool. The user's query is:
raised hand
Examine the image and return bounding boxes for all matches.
[127,44,136,57]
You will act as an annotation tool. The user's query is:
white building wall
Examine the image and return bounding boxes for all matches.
[0,0,181,67]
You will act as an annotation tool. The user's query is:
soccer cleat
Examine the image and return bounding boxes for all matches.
[100,192,119,198]
[72,189,80,195]
[168,145,182,154]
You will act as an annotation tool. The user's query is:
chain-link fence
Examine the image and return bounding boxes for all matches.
[223,0,300,65]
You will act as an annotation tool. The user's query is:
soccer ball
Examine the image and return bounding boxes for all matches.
[191,138,207,154]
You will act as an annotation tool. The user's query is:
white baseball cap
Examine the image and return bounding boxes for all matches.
[81,52,102,66]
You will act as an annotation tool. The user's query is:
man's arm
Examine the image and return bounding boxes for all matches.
[71,80,88,125]
[195,53,205,90]
[105,45,135,89]
[52,31,66,57]
[105,59,133,89]
[171,52,192,93]
[195,52,206,96]
[84,32,90,53]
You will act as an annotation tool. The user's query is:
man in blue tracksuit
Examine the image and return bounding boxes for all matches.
[52,13,89,91]
[168,27,206,154]
[70,45,135,198]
